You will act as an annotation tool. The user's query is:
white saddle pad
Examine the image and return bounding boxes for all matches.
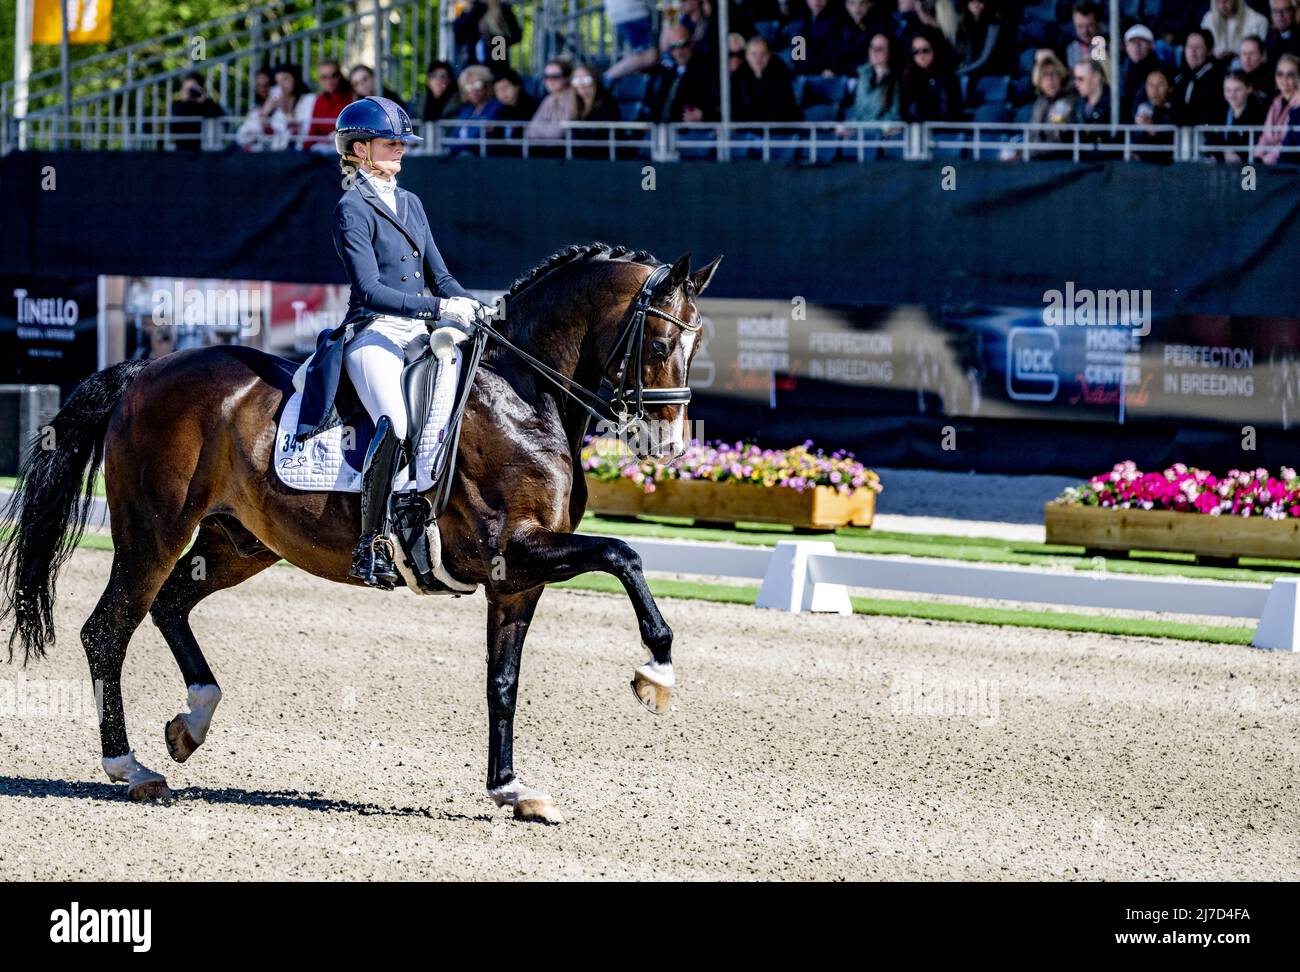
[274,343,463,493]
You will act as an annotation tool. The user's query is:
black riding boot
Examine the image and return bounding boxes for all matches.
[349,415,401,590]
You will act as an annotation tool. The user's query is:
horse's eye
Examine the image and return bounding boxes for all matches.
[649,338,670,360]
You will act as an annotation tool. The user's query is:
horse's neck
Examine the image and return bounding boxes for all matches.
[497,278,607,454]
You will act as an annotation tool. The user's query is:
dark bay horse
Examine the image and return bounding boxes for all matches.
[0,243,721,823]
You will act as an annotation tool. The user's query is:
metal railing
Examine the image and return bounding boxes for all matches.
[6,1,440,152]
[431,118,656,160]
[9,114,1300,165]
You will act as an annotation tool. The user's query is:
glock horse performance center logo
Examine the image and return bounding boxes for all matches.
[49,902,152,952]
[1006,327,1060,402]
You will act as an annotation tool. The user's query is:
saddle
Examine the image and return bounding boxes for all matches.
[277,325,488,596]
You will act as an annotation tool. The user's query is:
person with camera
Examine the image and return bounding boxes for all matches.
[169,72,226,152]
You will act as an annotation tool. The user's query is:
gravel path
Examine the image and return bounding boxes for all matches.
[1,548,1295,881]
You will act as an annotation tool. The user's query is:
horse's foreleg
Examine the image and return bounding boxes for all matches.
[499,531,674,714]
[483,587,563,823]
[149,521,281,763]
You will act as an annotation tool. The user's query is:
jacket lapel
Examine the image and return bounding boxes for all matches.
[355,174,422,250]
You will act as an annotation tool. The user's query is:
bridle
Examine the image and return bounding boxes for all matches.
[469,263,700,440]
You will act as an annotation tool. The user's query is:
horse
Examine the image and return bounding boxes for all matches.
[0,242,722,824]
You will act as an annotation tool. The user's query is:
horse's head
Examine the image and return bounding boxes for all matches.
[603,252,722,462]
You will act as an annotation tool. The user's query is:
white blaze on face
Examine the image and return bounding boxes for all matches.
[666,326,697,456]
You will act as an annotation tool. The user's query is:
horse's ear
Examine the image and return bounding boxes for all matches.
[666,253,692,292]
[690,255,723,297]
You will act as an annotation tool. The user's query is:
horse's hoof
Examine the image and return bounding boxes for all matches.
[165,715,198,763]
[127,776,172,802]
[514,798,564,825]
[631,664,673,715]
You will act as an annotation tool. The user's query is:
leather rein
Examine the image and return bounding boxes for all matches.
[466,263,700,439]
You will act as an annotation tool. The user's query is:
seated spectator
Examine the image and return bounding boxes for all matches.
[488,68,537,155]
[994,49,1071,161]
[901,27,963,120]
[1207,70,1268,160]
[1259,52,1300,162]
[348,64,406,112]
[833,0,894,76]
[1173,28,1227,124]
[645,24,722,121]
[569,63,623,155]
[1030,53,1076,147]
[605,0,750,82]
[1202,0,1270,62]
[842,32,902,128]
[418,61,463,123]
[454,0,523,69]
[785,0,845,76]
[1235,35,1273,101]
[1134,69,1176,161]
[236,63,316,150]
[1066,1,1104,69]
[731,36,800,121]
[169,71,224,152]
[1266,0,1300,64]
[449,64,505,148]
[303,60,352,153]
[525,59,576,142]
[251,67,273,110]
[1070,57,1111,126]
[1121,25,1166,121]
[729,30,749,79]
[954,0,1004,79]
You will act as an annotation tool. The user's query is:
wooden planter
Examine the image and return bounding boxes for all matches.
[586,476,876,530]
[1044,502,1300,562]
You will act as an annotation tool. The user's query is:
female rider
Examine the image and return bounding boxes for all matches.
[329,96,487,588]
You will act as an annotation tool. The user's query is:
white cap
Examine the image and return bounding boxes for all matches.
[1125,24,1155,44]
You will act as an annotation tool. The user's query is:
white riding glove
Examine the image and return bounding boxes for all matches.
[437,296,483,334]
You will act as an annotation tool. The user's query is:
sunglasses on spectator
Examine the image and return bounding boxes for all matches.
[574,76,594,87]
[912,46,933,55]
[320,71,339,80]
[543,71,566,80]
[669,40,691,50]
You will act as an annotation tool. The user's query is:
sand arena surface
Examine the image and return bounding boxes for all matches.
[1,547,1296,880]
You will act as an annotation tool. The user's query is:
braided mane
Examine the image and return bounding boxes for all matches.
[504,242,661,301]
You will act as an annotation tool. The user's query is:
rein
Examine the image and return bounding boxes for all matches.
[468,263,699,439]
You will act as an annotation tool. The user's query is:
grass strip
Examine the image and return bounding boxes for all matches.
[551,574,1256,645]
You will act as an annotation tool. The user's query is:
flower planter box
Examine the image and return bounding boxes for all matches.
[587,476,876,530]
[1044,502,1300,561]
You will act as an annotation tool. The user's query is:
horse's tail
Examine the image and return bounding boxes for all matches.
[0,360,149,663]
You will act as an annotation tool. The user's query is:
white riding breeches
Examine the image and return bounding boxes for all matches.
[344,314,427,492]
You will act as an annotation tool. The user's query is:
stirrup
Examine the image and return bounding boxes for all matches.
[350,531,399,590]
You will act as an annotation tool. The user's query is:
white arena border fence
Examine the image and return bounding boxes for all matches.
[622,537,1300,652]
[3,486,1295,651]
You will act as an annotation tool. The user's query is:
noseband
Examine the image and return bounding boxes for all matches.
[598,263,699,433]
[472,262,700,438]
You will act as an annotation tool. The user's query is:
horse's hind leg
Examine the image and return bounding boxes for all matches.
[149,521,280,764]
[84,548,190,801]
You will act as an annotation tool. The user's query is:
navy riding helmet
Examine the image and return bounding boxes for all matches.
[334,95,422,156]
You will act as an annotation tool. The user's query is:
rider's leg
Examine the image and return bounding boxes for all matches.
[343,335,410,587]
